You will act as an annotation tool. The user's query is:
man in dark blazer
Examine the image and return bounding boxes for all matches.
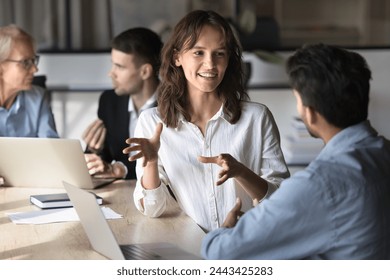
[83,28,163,179]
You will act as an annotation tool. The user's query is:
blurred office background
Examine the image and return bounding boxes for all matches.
[1,0,389,50]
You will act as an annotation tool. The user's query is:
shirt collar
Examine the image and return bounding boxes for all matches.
[176,104,230,130]
[128,92,157,113]
[317,120,376,159]
[10,92,23,113]
[128,97,135,113]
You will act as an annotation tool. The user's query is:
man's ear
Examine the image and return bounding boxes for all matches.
[305,106,318,126]
[140,63,153,80]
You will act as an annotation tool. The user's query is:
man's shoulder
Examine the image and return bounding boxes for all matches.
[99,90,129,107]
[100,89,127,100]
[100,89,115,96]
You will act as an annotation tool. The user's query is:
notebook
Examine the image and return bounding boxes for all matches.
[30,192,103,209]
[0,137,115,189]
[63,181,201,260]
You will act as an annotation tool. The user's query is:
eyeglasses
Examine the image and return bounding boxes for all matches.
[4,55,40,70]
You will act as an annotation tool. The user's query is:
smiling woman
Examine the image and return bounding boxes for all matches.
[173,24,229,125]
[122,10,290,232]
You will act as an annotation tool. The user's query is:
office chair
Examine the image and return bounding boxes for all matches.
[32,75,47,88]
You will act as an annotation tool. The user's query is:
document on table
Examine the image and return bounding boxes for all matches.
[6,206,122,225]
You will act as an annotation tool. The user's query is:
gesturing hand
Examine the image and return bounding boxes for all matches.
[123,123,163,167]
[198,153,243,186]
[85,153,125,178]
[82,119,106,153]
[199,153,268,203]
[222,197,243,228]
[85,153,106,175]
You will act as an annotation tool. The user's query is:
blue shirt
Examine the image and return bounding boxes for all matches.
[202,120,390,259]
[0,86,58,138]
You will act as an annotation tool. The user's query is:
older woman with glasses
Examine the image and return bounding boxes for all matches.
[0,24,58,138]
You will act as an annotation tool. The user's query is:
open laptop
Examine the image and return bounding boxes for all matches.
[0,137,115,189]
[63,181,201,260]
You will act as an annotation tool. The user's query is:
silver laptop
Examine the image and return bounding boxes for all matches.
[63,181,201,260]
[0,137,114,189]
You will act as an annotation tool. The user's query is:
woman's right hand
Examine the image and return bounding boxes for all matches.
[123,123,163,167]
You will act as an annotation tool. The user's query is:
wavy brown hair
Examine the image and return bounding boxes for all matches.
[158,10,249,128]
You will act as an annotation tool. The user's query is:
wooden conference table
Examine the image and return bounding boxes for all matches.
[0,180,205,259]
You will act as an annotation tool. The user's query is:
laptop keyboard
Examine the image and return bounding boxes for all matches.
[120,244,163,260]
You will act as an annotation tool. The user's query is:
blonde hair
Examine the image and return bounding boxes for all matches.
[0,24,35,62]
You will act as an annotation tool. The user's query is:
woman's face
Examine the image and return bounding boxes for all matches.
[174,25,229,97]
[0,39,38,95]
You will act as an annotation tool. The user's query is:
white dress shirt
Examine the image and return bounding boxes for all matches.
[128,93,157,138]
[133,101,289,231]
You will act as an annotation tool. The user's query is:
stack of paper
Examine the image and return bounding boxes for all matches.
[7,207,122,225]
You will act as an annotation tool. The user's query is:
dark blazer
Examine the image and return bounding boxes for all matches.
[89,90,152,179]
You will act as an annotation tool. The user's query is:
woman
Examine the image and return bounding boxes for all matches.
[124,10,289,231]
[0,24,57,137]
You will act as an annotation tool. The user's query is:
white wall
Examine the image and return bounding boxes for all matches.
[50,92,100,148]
[37,53,112,148]
[37,53,112,89]
[359,49,390,139]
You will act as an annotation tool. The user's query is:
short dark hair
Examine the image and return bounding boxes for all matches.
[112,27,163,77]
[286,43,372,128]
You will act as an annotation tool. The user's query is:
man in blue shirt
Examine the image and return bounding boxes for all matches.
[0,25,58,138]
[201,44,390,259]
